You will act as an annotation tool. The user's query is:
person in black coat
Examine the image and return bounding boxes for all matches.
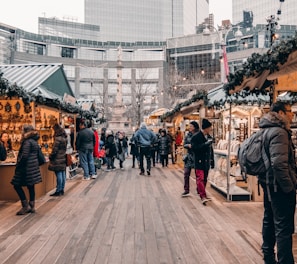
[48,124,67,196]
[158,129,170,167]
[11,125,42,215]
[105,130,117,171]
[130,130,139,168]
[181,121,199,197]
[116,131,128,169]
[191,119,214,205]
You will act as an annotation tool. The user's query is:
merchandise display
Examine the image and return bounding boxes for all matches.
[0,99,59,163]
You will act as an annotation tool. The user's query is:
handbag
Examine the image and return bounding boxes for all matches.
[66,153,73,166]
[38,147,46,166]
[94,157,102,169]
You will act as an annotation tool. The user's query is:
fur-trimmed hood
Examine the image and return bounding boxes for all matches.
[259,112,291,131]
[22,130,40,141]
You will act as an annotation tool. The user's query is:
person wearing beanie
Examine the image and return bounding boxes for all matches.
[202,119,212,130]
[190,121,199,130]
[181,121,199,197]
[190,118,214,205]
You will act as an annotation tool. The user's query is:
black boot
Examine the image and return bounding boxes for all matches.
[16,200,30,215]
[29,201,35,213]
[50,191,61,196]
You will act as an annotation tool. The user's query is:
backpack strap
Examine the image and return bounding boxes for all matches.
[261,129,273,201]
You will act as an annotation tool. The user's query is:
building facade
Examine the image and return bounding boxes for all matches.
[84,0,209,42]
[233,0,297,27]
[0,23,165,127]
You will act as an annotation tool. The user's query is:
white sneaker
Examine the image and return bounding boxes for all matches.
[84,177,91,181]
[91,174,98,179]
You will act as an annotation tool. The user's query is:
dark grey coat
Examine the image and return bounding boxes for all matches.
[159,134,170,155]
[11,131,42,186]
[259,112,297,193]
[75,127,95,152]
[183,131,194,169]
[48,130,67,172]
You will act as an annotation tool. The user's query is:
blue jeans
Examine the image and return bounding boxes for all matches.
[79,150,95,178]
[55,171,66,192]
[107,157,115,169]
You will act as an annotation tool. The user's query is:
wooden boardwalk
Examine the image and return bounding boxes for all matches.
[0,158,296,264]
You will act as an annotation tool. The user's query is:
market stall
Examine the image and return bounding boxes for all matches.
[221,35,297,201]
[0,63,85,201]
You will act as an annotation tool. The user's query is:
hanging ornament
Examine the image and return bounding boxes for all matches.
[24,104,32,113]
[15,101,21,112]
[4,102,12,112]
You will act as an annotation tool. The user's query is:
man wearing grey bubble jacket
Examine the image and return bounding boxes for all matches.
[258,102,296,264]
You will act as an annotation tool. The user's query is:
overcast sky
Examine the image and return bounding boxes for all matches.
[1,0,232,33]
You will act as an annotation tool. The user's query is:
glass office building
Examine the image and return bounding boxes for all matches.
[233,1,297,26]
[85,0,209,42]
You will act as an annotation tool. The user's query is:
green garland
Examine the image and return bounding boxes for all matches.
[160,90,207,120]
[224,33,297,94]
[0,73,97,118]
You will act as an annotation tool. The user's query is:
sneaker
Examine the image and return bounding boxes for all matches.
[147,170,150,176]
[201,197,208,205]
[139,172,145,175]
[91,174,98,179]
[106,169,111,172]
[120,167,124,170]
[84,177,91,181]
[181,191,190,197]
[112,167,116,171]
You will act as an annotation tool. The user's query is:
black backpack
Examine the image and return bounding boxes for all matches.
[238,129,270,181]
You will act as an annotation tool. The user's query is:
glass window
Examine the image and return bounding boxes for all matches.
[61,47,75,58]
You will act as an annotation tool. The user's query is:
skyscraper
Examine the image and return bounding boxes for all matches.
[233,1,297,27]
[85,0,209,42]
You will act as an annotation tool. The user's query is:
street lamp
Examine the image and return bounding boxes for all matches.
[204,24,243,201]
[203,25,243,83]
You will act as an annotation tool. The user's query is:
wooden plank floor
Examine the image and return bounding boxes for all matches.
[0,158,297,264]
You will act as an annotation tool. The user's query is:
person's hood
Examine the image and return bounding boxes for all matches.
[259,112,290,131]
[23,130,39,141]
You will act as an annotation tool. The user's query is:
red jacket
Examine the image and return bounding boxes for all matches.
[93,130,100,158]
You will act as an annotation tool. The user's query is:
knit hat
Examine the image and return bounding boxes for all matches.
[140,122,147,129]
[202,119,212,129]
[189,121,199,130]
[23,124,34,133]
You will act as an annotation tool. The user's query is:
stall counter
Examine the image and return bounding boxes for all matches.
[0,162,56,201]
